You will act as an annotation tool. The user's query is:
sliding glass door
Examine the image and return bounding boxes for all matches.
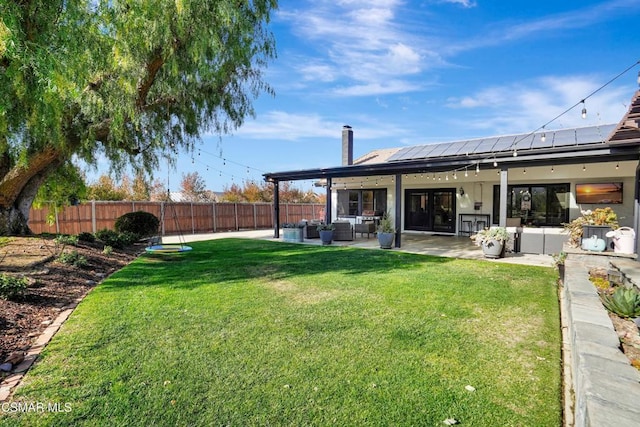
[404,188,456,233]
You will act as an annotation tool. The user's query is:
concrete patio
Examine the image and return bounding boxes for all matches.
[163,229,553,267]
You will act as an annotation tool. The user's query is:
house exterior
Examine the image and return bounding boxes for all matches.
[264,90,640,254]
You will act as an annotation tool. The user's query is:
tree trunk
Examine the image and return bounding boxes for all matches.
[0,149,63,236]
[0,206,32,235]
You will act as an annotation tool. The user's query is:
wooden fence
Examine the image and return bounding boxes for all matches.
[28,201,325,236]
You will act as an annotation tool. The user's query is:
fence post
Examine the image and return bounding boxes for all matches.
[91,201,97,233]
[253,204,257,230]
[161,202,165,236]
[190,202,195,234]
[285,203,289,224]
[234,203,239,230]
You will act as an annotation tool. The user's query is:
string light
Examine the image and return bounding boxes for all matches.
[541,126,546,143]
[551,166,554,173]
[464,167,468,178]
[475,163,480,174]
[583,164,586,172]
[616,162,620,170]
[581,100,587,119]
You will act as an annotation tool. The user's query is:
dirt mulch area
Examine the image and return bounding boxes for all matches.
[0,237,143,369]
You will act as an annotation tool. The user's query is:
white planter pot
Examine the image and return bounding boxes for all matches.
[481,239,504,258]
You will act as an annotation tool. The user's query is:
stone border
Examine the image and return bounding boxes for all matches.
[562,253,640,426]
[0,297,82,402]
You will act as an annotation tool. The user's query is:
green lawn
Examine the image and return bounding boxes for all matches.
[2,239,561,426]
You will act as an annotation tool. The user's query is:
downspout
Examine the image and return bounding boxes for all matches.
[273,180,280,238]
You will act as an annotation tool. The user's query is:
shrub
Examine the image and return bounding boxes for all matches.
[58,250,88,267]
[102,245,113,255]
[95,229,124,249]
[54,234,78,246]
[115,211,159,238]
[0,274,28,300]
[95,229,138,249]
[78,232,96,243]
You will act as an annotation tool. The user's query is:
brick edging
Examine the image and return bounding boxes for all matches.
[0,298,82,402]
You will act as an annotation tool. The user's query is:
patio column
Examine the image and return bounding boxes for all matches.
[395,173,402,248]
[499,167,508,227]
[325,177,332,224]
[273,180,280,238]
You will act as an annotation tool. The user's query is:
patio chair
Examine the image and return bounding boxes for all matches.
[354,221,375,238]
[332,221,354,241]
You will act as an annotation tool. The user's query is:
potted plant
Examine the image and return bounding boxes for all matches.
[471,227,510,258]
[282,223,304,243]
[377,212,395,249]
[563,207,619,249]
[552,251,567,283]
[316,223,335,245]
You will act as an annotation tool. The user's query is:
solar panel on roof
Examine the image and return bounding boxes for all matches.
[552,129,577,147]
[491,136,517,152]
[386,124,618,162]
[440,141,470,156]
[425,143,449,157]
[515,134,535,150]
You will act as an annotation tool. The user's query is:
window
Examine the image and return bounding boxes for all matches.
[337,189,387,216]
[493,183,569,226]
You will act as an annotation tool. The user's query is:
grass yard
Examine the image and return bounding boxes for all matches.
[2,239,561,426]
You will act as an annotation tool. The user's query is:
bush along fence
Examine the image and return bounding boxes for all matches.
[29,201,325,236]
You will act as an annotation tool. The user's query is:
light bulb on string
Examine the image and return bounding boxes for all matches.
[513,148,518,157]
[475,163,480,175]
[453,172,457,180]
[582,164,586,172]
[523,168,526,174]
[541,126,546,142]
[616,162,619,170]
[551,166,554,173]
[464,167,468,178]
[493,158,498,167]
[581,100,587,119]
[445,173,449,181]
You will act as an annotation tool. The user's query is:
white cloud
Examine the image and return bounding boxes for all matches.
[229,110,409,142]
[444,75,631,135]
[441,0,476,8]
[278,1,437,96]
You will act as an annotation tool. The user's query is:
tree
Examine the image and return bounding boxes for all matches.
[87,175,129,201]
[150,179,170,202]
[0,0,276,234]
[131,171,151,201]
[179,171,210,202]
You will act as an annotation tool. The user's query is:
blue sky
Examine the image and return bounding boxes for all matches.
[111,0,640,192]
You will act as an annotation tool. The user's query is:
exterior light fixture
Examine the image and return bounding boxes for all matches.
[459,187,465,196]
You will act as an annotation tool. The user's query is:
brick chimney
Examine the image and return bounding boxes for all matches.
[342,125,353,166]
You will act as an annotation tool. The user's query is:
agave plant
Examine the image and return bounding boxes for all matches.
[601,287,640,318]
